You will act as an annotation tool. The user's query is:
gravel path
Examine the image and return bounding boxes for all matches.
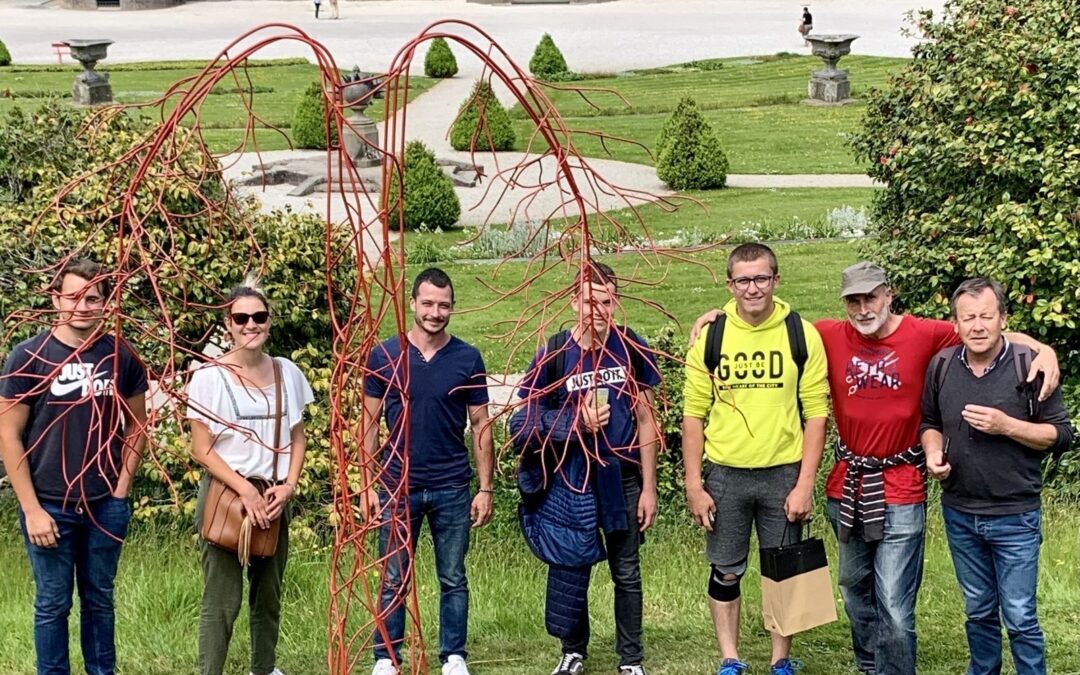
[2,0,943,70]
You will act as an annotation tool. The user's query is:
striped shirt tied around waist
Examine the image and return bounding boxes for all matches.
[835,439,925,544]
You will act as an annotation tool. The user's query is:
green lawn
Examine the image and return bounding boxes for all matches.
[0,493,1075,675]
[509,56,907,174]
[0,60,436,153]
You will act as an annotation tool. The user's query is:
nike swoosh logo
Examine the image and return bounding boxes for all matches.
[50,379,88,397]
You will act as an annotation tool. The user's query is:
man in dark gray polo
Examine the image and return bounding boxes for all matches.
[920,277,1074,675]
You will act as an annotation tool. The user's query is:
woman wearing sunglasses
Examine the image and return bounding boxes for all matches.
[186,283,315,675]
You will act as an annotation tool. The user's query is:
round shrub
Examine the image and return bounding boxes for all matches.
[424,37,458,79]
[0,40,10,67]
[291,81,335,150]
[529,33,569,80]
[449,80,516,152]
[387,140,460,231]
[655,96,728,190]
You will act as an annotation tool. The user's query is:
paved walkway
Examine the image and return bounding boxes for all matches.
[3,0,943,70]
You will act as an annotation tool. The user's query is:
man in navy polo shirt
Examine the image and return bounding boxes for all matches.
[514,262,661,675]
[363,268,494,675]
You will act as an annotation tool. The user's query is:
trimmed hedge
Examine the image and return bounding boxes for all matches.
[424,37,458,79]
[449,80,516,152]
[655,96,728,190]
[291,82,335,150]
[0,40,11,67]
[387,140,461,231]
[529,33,569,80]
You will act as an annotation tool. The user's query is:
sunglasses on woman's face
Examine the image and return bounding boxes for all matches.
[230,311,270,326]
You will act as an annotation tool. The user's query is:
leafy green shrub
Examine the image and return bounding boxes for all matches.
[423,37,458,79]
[851,0,1079,379]
[0,40,11,67]
[0,101,356,532]
[655,96,728,190]
[449,80,516,152]
[291,81,335,150]
[407,236,454,264]
[387,140,460,231]
[529,33,569,80]
[455,219,557,260]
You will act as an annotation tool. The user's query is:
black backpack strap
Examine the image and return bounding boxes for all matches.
[932,346,961,395]
[704,315,727,378]
[1012,344,1036,416]
[545,330,569,408]
[784,312,809,423]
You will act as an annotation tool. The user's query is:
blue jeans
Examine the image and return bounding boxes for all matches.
[373,485,471,665]
[826,499,925,675]
[942,506,1045,675]
[18,497,132,675]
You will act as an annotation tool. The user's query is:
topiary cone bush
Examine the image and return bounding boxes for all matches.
[0,40,11,67]
[655,96,728,190]
[291,81,337,150]
[386,140,461,231]
[449,80,516,152]
[424,37,458,78]
[529,33,569,80]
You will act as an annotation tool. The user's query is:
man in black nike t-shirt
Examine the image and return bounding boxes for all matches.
[0,258,148,675]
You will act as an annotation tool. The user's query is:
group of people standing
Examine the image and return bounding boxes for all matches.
[0,245,1072,675]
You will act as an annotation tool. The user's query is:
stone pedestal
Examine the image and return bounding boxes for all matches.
[804,34,859,105]
[341,69,385,169]
[65,39,114,106]
[343,113,381,168]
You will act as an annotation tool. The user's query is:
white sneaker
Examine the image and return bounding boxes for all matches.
[442,654,471,675]
[371,659,399,675]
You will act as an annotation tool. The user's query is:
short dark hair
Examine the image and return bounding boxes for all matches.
[950,277,1008,318]
[579,261,618,291]
[726,243,778,278]
[48,258,112,298]
[227,283,270,314]
[412,267,454,303]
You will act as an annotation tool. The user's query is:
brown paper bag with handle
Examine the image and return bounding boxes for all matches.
[759,526,838,637]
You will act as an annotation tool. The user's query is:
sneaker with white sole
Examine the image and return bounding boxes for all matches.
[618,666,648,675]
[552,652,585,675]
[250,669,285,675]
[442,654,471,675]
[371,659,399,675]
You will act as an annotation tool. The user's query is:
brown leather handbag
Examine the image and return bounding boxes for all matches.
[201,359,285,566]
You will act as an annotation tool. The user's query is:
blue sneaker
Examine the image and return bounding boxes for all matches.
[771,659,803,675]
[717,659,748,675]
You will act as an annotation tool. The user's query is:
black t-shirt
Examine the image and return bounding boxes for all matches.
[803,10,813,25]
[0,331,149,503]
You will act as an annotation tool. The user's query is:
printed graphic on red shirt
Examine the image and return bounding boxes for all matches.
[844,350,901,397]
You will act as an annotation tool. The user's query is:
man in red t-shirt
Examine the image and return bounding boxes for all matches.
[817,262,1058,675]
[690,262,1059,675]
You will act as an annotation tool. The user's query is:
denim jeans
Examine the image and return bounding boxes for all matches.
[827,499,925,675]
[560,467,644,667]
[18,496,132,675]
[942,506,1045,675]
[373,485,472,665]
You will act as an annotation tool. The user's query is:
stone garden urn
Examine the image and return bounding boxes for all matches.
[805,34,859,104]
[65,39,114,106]
[340,67,385,168]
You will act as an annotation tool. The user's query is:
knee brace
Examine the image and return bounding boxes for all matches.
[708,565,743,602]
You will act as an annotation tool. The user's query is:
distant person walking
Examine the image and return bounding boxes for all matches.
[329,0,339,19]
[313,0,321,19]
[799,6,813,46]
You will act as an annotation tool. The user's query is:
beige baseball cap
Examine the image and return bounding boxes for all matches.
[840,262,889,297]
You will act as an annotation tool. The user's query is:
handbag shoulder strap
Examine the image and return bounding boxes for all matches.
[271,357,284,483]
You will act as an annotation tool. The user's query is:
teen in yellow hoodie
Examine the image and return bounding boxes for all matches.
[681,243,829,675]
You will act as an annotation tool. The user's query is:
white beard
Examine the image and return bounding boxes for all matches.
[851,311,888,337]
